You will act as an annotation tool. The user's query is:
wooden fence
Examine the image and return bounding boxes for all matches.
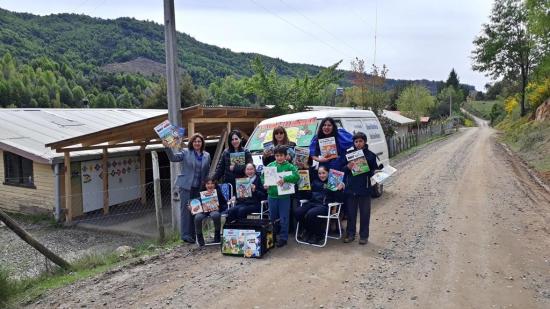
[386,120,456,158]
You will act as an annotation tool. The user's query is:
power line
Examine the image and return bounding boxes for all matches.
[248,0,352,61]
[278,0,366,59]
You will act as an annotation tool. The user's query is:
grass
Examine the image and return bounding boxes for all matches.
[464,100,503,120]
[1,231,183,307]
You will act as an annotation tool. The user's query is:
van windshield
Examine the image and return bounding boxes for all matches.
[246,117,319,152]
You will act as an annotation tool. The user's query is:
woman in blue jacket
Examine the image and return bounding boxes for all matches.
[343,132,383,245]
[309,117,353,173]
[226,163,267,222]
[164,133,211,243]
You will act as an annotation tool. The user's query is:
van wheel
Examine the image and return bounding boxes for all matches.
[371,183,383,198]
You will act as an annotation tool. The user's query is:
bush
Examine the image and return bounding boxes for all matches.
[0,267,18,306]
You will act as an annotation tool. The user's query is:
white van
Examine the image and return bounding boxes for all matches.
[245,109,389,197]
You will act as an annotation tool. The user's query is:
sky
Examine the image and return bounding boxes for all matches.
[0,0,496,91]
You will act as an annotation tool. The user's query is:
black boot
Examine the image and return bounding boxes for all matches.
[214,231,221,243]
[196,233,205,246]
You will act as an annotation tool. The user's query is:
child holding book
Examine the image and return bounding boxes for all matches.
[261,146,299,247]
[295,166,345,245]
[343,132,383,245]
[193,176,228,246]
[226,163,267,222]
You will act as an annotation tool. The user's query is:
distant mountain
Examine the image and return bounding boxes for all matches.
[0,8,475,96]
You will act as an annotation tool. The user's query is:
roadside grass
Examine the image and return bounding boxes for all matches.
[6,212,59,227]
[1,231,182,307]
[391,133,454,162]
[464,100,503,120]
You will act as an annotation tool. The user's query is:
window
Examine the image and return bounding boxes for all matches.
[3,151,35,188]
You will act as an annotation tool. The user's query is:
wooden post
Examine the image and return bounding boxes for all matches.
[0,210,71,270]
[151,151,165,242]
[64,151,72,223]
[210,128,229,176]
[102,148,109,215]
[188,120,195,137]
[225,122,232,148]
[140,145,147,205]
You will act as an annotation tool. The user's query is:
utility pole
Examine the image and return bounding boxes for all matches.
[449,94,452,118]
[164,0,182,233]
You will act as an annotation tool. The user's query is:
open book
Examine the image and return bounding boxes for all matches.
[154,120,185,150]
[371,165,397,185]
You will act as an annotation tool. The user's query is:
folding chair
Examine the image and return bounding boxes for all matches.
[250,200,269,219]
[295,200,342,248]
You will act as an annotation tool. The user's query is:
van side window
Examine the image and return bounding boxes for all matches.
[342,119,363,134]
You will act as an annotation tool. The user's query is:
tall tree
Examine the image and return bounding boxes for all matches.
[472,0,545,116]
[445,69,460,89]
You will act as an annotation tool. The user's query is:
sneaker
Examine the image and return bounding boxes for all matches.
[214,232,221,244]
[182,235,195,244]
[276,239,287,247]
[359,238,368,245]
[343,235,355,243]
[196,234,205,246]
[312,234,325,246]
[298,230,310,242]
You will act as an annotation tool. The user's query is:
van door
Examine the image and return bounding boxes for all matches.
[362,118,389,165]
[342,118,364,134]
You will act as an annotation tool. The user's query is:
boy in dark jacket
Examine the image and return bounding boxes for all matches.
[226,163,267,222]
[343,132,383,245]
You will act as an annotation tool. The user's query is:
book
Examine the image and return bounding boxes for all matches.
[327,169,345,191]
[346,150,370,176]
[263,166,278,186]
[243,231,261,258]
[263,141,274,152]
[319,137,337,158]
[371,165,397,185]
[230,152,246,166]
[276,171,295,195]
[222,228,256,256]
[293,146,309,167]
[154,120,185,149]
[297,170,311,191]
[189,198,203,215]
[235,177,253,199]
[200,190,220,212]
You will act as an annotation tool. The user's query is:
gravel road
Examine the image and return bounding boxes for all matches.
[27,121,550,309]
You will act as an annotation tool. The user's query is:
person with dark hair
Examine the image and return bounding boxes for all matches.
[261,145,299,247]
[343,131,383,245]
[309,117,353,172]
[164,133,211,243]
[213,129,253,192]
[262,126,296,166]
[193,176,227,246]
[295,166,345,245]
[225,163,266,222]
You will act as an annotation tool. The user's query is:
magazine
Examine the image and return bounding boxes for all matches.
[297,170,311,191]
[371,165,397,185]
[243,231,261,258]
[230,152,246,166]
[277,171,295,195]
[293,146,309,167]
[263,166,278,186]
[222,228,256,255]
[327,169,345,191]
[189,198,203,215]
[319,137,337,158]
[200,190,220,212]
[235,177,253,199]
[153,120,185,149]
[346,150,370,176]
[263,141,274,152]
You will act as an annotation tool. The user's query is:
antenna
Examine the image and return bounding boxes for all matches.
[373,0,378,67]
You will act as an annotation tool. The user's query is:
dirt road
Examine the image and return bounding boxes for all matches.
[30,122,550,309]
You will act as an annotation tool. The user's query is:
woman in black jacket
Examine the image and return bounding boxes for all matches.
[213,129,253,192]
[343,132,383,245]
[226,163,267,222]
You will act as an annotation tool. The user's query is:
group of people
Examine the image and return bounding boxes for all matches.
[164,117,382,248]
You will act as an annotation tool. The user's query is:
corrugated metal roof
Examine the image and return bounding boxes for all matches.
[0,109,167,164]
[381,110,416,125]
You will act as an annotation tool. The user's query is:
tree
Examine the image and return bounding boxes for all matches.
[246,57,291,115]
[350,58,368,108]
[472,0,545,116]
[434,86,463,118]
[396,84,436,130]
[445,69,460,89]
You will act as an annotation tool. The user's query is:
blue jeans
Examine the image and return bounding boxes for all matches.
[268,197,291,241]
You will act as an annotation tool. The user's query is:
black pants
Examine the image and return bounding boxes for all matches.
[346,195,371,239]
[226,203,261,223]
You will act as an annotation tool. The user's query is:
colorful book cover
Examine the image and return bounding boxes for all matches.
[297,170,311,191]
[327,169,345,191]
[346,150,370,176]
[235,177,253,199]
[222,228,256,255]
[230,152,246,166]
[263,166,278,186]
[200,190,219,212]
[277,171,295,195]
[263,141,274,152]
[243,231,261,258]
[319,137,337,158]
[371,165,397,185]
[154,120,185,149]
[189,198,203,215]
[293,146,309,167]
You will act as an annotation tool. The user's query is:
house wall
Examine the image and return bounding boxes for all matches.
[0,150,55,214]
